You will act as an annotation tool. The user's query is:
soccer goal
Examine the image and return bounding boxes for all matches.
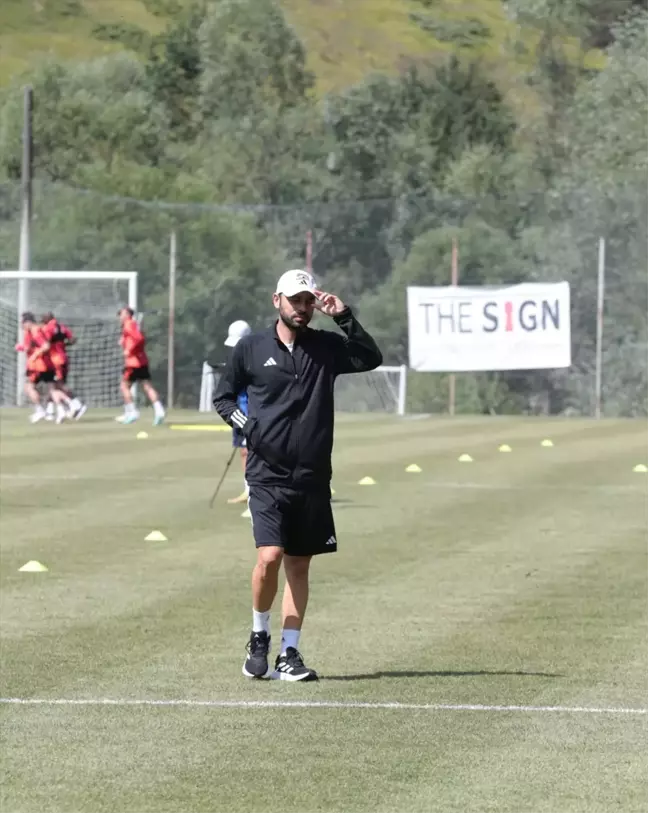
[0,271,137,407]
[334,365,407,415]
[199,362,408,416]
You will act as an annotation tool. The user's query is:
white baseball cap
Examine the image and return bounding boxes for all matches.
[275,269,317,298]
[224,319,252,347]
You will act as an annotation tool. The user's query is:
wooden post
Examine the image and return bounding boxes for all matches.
[167,230,177,409]
[594,237,606,419]
[448,236,459,416]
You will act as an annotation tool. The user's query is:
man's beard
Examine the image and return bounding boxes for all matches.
[279,308,310,331]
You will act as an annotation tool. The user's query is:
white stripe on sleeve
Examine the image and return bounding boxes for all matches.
[231,410,248,429]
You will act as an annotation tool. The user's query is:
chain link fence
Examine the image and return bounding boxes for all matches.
[0,179,646,416]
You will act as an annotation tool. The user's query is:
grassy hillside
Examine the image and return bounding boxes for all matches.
[0,0,604,94]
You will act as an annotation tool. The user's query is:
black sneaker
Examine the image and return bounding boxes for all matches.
[272,647,319,682]
[242,631,271,679]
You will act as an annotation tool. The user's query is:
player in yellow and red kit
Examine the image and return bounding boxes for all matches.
[117,307,165,425]
[15,312,68,423]
[40,312,87,421]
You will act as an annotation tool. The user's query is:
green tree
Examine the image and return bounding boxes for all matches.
[198,0,314,122]
[326,59,514,198]
[0,54,169,185]
[146,2,205,139]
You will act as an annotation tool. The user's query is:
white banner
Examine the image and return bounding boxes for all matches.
[407,282,571,372]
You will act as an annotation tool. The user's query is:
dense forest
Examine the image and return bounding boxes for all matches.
[0,0,646,414]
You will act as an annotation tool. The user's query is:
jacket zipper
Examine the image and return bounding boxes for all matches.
[289,348,301,482]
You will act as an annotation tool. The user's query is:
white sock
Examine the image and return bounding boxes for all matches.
[70,397,82,411]
[252,609,270,634]
[45,402,54,415]
[125,402,136,416]
[56,404,66,420]
[281,628,300,654]
[153,400,165,418]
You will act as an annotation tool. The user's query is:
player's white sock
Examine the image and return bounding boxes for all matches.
[45,401,54,416]
[125,402,137,416]
[153,400,165,418]
[56,404,67,422]
[281,628,300,654]
[69,397,82,412]
[252,609,270,634]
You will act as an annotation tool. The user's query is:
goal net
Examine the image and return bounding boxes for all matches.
[199,362,407,415]
[0,271,137,407]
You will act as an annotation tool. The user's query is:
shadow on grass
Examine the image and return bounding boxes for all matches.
[331,499,372,508]
[323,669,564,681]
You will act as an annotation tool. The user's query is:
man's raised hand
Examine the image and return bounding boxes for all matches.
[314,289,347,317]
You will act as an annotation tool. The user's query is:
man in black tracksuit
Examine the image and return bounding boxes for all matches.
[213,269,383,682]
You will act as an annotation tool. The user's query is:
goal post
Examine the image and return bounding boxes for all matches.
[0,270,137,407]
[334,364,407,415]
[199,362,408,416]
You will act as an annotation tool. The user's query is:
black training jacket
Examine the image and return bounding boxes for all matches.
[213,308,383,488]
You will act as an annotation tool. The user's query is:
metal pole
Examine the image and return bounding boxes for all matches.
[398,363,407,416]
[594,237,606,419]
[448,236,459,416]
[306,230,313,273]
[16,85,33,406]
[168,230,177,410]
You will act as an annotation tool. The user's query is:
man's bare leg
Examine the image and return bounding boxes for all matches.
[274,555,318,680]
[281,555,312,652]
[25,381,45,422]
[252,546,283,614]
[142,380,165,424]
[243,546,283,679]
[118,377,139,423]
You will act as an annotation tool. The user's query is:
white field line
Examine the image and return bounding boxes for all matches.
[0,698,646,715]
[0,472,642,495]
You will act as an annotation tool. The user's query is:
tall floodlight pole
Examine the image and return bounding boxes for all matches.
[16,85,33,406]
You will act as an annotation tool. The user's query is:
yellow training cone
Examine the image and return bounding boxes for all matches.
[405,464,422,473]
[458,454,473,463]
[145,530,167,542]
[541,439,554,447]
[358,476,376,485]
[19,560,48,572]
[633,464,647,473]
[241,507,251,518]
[137,431,149,440]
[498,444,512,453]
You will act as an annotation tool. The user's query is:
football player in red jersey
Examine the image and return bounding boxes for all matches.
[15,313,68,423]
[40,312,87,421]
[116,307,165,425]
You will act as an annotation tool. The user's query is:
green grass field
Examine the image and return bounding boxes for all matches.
[1,409,647,813]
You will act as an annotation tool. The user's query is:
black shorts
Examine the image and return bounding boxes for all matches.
[248,485,337,557]
[28,370,55,385]
[53,363,68,384]
[123,366,151,383]
[232,427,247,448]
